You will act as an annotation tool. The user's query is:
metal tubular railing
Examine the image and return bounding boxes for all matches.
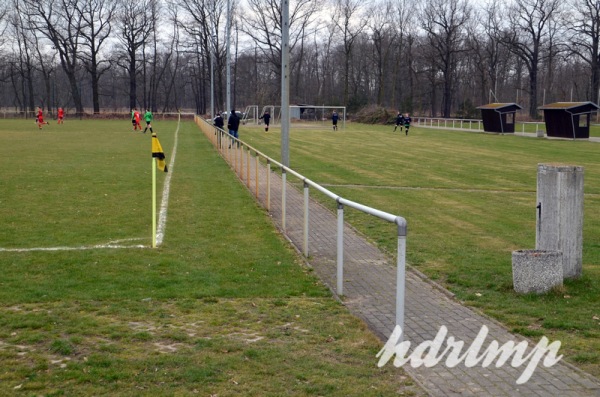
[414,116,554,137]
[195,116,408,329]
[414,116,483,131]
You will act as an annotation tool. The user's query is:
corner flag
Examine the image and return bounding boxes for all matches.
[152,133,168,172]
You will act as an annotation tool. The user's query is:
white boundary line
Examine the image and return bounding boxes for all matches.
[155,117,180,246]
[0,238,147,252]
[1,117,181,253]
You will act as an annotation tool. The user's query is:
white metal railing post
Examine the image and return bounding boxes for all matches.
[267,160,271,211]
[303,181,309,257]
[255,153,259,198]
[337,201,344,296]
[241,145,245,178]
[282,169,287,232]
[234,140,238,171]
[396,218,408,339]
[246,146,250,188]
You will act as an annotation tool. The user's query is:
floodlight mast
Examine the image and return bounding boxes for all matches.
[226,0,231,117]
[281,0,290,167]
[210,34,216,119]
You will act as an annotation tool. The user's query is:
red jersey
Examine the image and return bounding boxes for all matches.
[58,108,64,118]
[37,110,44,122]
[134,111,141,123]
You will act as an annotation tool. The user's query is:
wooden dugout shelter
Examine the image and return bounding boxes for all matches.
[476,103,522,133]
[538,102,599,139]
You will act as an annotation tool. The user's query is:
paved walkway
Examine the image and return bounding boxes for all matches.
[212,135,600,397]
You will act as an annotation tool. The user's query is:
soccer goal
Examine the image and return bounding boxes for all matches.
[241,105,259,125]
[257,105,346,129]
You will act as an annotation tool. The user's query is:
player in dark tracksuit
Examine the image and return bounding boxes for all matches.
[394,112,405,133]
[403,113,411,136]
[260,110,271,132]
[332,111,339,131]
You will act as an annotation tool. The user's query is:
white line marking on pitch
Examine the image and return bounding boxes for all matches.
[0,238,147,252]
[155,118,180,247]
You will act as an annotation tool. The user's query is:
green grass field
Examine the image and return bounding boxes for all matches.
[241,121,600,377]
[0,119,423,396]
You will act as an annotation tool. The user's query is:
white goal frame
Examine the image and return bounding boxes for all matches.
[257,105,346,129]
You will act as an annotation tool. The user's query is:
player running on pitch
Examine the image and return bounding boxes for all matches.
[394,111,405,133]
[37,107,50,129]
[403,113,411,136]
[143,108,154,133]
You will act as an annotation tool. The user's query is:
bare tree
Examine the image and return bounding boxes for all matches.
[142,0,160,111]
[391,0,416,110]
[369,1,397,106]
[332,0,369,105]
[115,0,156,110]
[23,0,86,115]
[175,0,226,110]
[76,0,117,113]
[0,2,8,49]
[318,14,340,103]
[421,0,472,118]
[466,0,512,105]
[8,1,36,111]
[499,0,562,119]
[567,0,600,104]
[240,0,320,88]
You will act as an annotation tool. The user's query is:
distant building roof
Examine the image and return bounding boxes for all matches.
[477,103,522,111]
[538,102,599,112]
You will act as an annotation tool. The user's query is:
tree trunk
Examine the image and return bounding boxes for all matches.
[129,55,137,110]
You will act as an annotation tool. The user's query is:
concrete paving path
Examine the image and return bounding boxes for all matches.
[214,138,600,397]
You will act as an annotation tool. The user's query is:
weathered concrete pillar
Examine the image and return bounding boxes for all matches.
[536,164,584,279]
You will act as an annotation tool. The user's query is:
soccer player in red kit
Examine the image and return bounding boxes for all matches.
[37,107,49,129]
[134,108,142,130]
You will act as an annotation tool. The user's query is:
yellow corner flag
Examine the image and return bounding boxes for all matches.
[151,133,168,172]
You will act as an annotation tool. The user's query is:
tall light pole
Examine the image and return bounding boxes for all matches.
[226,0,232,116]
[281,0,290,166]
[210,34,216,119]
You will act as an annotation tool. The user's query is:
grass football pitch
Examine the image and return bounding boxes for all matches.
[2,116,599,393]
[0,118,423,396]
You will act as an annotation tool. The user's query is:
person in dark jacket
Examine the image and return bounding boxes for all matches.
[394,111,405,133]
[259,110,271,132]
[332,111,339,131]
[214,112,224,129]
[403,113,411,136]
[227,109,240,148]
[213,111,225,148]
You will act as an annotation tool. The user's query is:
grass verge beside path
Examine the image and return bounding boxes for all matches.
[0,120,422,396]
[242,121,600,378]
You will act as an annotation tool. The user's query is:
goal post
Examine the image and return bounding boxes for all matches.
[256,105,346,129]
[242,105,259,125]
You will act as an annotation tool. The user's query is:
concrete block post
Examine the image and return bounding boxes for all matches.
[512,250,563,294]
[536,164,584,279]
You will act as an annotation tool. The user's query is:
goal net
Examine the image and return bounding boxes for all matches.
[253,105,346,129]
